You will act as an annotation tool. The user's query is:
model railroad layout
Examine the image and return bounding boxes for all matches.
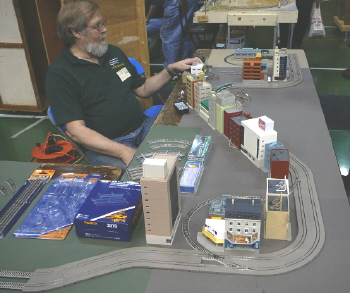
[0,153,325,292]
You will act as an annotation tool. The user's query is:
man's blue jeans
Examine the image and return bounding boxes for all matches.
[161,0,199,68]
[85,117,155,171]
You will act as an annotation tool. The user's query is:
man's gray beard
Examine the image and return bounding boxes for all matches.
[84,41,108,57]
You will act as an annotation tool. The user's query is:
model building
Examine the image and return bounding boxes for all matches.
[241,116,277,168]
[140,154,181,245]
[265,177,290,240]
[202,195,262,250]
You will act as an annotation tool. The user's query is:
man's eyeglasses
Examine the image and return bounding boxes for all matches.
[88,19,107,32]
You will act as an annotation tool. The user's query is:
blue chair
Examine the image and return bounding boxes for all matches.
[47,106,66,132]
[143,104,163,118]
[128,57,145,75]
[128,57,164,118]
[47,106,91,163]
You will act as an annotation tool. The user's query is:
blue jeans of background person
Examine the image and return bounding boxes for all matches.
[161,0,199,68]
[85,116,155,172]
[147,18,163,35]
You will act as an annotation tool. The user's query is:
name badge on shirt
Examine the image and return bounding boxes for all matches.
[116,67,131,82]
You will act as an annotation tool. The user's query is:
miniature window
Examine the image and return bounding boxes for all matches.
[229,228,233,231]
[230,221,233,225]
[237,222,240,226]
[245,222,249,226]
[244,228,249,233]
[253,222,256,226]
[237,228,241,232]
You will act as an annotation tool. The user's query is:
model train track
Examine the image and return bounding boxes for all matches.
[0,270,32,279]
[3,154,324,291]
[216,53,303,91]
[181,153,325,273]
[0,179,47,238]
[0,282,25,290]
[182,197,241,268]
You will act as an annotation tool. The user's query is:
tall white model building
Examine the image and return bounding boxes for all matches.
[241,116,277,168]
[140,154,181,245]
[273,48,288,81]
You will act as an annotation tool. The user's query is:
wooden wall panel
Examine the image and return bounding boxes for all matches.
[36,0,65,64]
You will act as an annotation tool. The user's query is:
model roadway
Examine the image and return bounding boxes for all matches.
[0,152,325,292]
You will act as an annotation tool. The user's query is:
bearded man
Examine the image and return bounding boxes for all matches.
[46,0,201,171]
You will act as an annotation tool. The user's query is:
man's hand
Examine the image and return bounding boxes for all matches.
[168,57,203,73]
[133,57,203,98]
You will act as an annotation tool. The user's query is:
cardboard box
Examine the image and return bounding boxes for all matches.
[188,135,212,163]
[180,161,204,194]
[75,180,143,242]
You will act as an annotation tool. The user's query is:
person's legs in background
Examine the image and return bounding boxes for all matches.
[161,0,200,68]
[279,0,314,49]
[180,0,199,60]
[147,18,163,36]
[292,0,314,48]
[161,0,182,68]
[147,18,163,54]
[278,22,289,48]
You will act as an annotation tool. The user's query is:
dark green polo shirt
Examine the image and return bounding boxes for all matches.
[46,45,146,139]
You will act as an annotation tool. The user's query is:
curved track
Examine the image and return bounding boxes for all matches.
[182,153,325,274]
[214,54,303,91]
[3,154,324,291]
